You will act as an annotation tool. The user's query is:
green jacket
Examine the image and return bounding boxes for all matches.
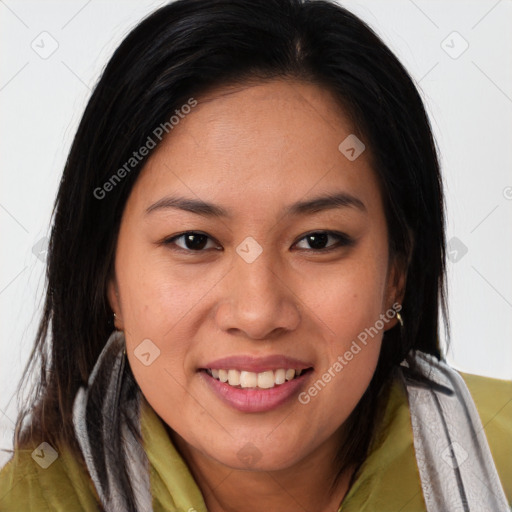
[1,371,510,511]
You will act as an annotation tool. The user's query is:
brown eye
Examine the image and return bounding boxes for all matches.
[164,232,220,251]
[294,231,354,251]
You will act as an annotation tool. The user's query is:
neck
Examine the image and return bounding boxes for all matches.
[168,427,356,512]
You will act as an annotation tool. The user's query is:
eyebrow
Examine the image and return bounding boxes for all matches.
[145,192,367,218]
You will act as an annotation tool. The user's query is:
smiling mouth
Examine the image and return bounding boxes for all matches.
[202,367,313,389]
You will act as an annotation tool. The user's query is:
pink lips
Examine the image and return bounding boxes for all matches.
[200,354,313,373]
[198,354,314,413]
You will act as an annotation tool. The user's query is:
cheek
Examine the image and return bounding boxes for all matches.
[299,248,388,345]
[116,241,221,340]
[294,247,387,414]
[297,286,384,435]
[113,246,201,400]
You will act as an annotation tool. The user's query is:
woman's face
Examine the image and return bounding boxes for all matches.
[109,79,404,471]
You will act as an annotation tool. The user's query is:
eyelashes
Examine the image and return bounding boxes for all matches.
[162,230,355,254]
[293,231,355,252]
[164,232,219,252]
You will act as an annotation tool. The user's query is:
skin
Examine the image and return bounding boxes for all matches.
[108,79,406,512]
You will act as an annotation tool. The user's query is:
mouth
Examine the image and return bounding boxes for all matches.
[199,365,314,413]
[200,367,314,390]
[197,354,315,412]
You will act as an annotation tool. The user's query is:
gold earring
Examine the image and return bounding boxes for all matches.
[396,312,404,327]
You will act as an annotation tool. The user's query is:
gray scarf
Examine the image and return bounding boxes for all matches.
[72,330,152,511]
[72,330,509,511]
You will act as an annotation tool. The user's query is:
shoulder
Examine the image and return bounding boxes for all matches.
[459,371,512,504]
[0,439,100,511]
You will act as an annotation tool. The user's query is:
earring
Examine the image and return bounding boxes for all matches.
[113,313,121,331]
[396,311,404,327]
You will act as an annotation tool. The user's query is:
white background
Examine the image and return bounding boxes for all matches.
[1,0,511,466]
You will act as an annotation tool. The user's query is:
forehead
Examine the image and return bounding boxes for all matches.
[132,79,383,219]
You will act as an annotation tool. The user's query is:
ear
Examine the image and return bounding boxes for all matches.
[107,278,123,330]
[383,255,407,331]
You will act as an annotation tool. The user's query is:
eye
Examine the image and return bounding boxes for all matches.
[163,231,221,252]
[293,231,354,252]
[162,230,354,253]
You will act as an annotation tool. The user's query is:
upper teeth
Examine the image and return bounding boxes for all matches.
[208,368,303,389]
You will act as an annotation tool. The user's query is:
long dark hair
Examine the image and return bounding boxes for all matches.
[12,0,448,500]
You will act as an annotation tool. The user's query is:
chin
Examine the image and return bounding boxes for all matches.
[206,440,304,472]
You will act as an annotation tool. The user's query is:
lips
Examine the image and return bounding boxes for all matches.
[197,354,314,412]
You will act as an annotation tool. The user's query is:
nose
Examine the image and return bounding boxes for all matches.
[214,248,301,340]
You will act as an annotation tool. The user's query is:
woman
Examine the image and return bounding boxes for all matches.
[0,0,510,510]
